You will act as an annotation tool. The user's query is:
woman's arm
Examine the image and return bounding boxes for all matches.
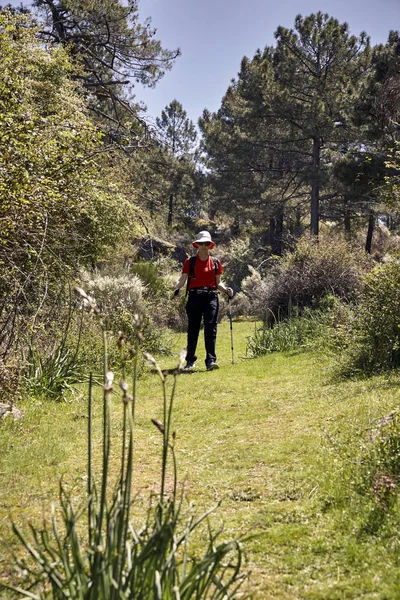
[174,273,188,295]
[216,275,233,297]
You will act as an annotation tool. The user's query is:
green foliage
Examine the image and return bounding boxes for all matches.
[246,309,328,356]
[2,297,247,600]
[321,409,400,539]
[142,100,199,227]
[22,301,87,399]
[24,342,86,400]
[82,271,145,317]
[130,261,169,298]
[156,100,197,158]
[0,356,21,404]
[0,11,135,357]
[358,416,400,507]
[384,143,400,209]
[335,260,400,374]
[81,269,172,357]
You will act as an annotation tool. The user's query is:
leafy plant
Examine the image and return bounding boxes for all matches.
[2,288,248,599]
[130,260,169,298]
[335,260,400,375]
[222,238,254,293]
[23,304,86,399]
[321,409,400,537]
[246,309,328,357]
[24,343,86,399]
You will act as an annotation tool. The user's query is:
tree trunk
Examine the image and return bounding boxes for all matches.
[168,194,173,227]
[344,194,351,238]
[295,207,302,237]
[310,136,321,236]
[365,212,375,254]
[270,207,284,256]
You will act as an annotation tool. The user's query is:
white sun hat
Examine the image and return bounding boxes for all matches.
[192,230,215,249]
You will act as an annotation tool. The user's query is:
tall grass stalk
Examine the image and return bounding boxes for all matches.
[1,288,248,599]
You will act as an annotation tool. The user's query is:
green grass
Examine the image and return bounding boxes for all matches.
[2,319,400,598]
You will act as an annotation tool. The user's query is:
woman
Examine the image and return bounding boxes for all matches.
[174,231,233,371]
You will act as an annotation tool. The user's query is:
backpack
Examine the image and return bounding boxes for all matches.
[186,255,219,296]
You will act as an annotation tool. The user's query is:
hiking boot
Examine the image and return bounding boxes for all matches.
[185,361,195,370]
[206,360,219,371]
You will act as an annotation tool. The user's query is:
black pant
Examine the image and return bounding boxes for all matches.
[185,290,219,365]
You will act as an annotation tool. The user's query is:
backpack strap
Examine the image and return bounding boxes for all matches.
[185,255,197,296]
[185,256,219,296]
[212,257,219,287]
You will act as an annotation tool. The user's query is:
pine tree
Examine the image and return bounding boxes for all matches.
[201,12,372,244]
[34,0,179,134]
[155,100,197,226]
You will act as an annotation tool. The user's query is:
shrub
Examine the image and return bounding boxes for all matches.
[134,258,189,332]
[248,235,371,323]
[82,271,145,316]
[82,271,144,341]
[321,410,400,535]
[0,12,135,359]
[246,309,329,357]
[24,340,86,399]
[336,260,400,375]
[82,270,175,361]
[358,414,400,508]
[21,296,89,399]
[130,260,169,298]
[226,292,252,319]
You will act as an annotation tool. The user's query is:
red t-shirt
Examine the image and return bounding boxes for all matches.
[182,256,223,290]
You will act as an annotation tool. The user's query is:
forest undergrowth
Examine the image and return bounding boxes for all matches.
[1,320,400,599]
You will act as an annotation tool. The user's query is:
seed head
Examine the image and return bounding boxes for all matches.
[120,380,129,392]
[105,371,114,385]
[151,418,165,434]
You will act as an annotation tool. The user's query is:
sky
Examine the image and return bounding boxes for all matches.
[8,0,400,127]
[136,0,400,127]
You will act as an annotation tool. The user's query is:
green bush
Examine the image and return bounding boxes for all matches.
[246,309,329,356]
[0,12,135,359]
[130,260,169,298]
[336,260,400,375]
[22,299,88,399]
[321,410,400,535]
[249,235,371,323]
[24,341,86,399]
[81,270,172,357]
[82,271,145,317]
[358,415,400,509]
[0,356,21,404]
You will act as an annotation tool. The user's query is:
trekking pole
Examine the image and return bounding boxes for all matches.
[227,297,234,364]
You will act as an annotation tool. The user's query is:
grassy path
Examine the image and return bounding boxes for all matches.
[1,319,400,598]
